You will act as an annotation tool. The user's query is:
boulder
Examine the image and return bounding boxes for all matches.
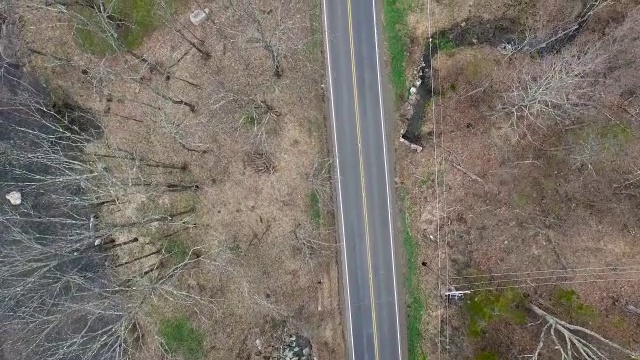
[190,9,210,26]
[5,191,21,205]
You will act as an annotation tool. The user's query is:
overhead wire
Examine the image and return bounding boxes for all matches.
[434,13,451,360]
[451,269,640,287]
[425,0,441,356]
[455,277,640,292]
[449,265,640,279]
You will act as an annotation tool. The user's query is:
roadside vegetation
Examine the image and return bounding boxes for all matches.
[159,316,205,360]
[401,192,426,360]
[383,0,411,100]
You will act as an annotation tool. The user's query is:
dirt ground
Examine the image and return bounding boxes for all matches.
[398,0,640,358]
[16,0,343,359]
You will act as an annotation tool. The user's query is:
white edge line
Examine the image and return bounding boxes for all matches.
[321,1,356,359]
[372,1,404,359]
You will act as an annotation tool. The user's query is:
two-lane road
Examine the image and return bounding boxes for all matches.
[322,0,406,358]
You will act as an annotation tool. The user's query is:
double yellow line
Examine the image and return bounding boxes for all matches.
[346,0,380,358]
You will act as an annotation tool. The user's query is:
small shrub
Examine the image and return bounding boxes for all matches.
[552,287,597,323]
[227,243,242,255]
[308,190,322,227]
[434,34,457,52]
[242,112,260,128]
[164,238,191,264]
[464,289,527,338]
[419,172,433,187]
[242,101,275,129]
[159,316,205,360]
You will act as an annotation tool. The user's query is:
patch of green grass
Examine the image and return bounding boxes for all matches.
[383,0,411,101]
[464,289,527,338]
[159,316,205,360]
[552,288,597,323]
[571,122,633,156]
[475,351,498,360]
[242,112,260,128]
[433,33,457,52]
[308,190,322,227]
[73,0,186,55]
[513,192,529,209]
[112,0,163,50]
[419,164,445,188]
[419,171,433,187]
[598,123,633,152]
[449,83,457,92]
[400,191,426,360]
[74,7,116,55]
[164,238,191,264]
[227,243,242,255]
[306,0,323,54]
[610,314,629,331]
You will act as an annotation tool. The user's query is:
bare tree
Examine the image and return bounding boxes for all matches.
[0,68,212,360]
[528,303,639,360]
[237,0,307,78]
[496,43,608,134]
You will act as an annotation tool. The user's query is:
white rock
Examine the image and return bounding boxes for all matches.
[190,8,210,26]
[95,239,103,246]
[5,191,21,205]
[409,86,417,95]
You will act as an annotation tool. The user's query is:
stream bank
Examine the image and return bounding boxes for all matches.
[400,0,601,146]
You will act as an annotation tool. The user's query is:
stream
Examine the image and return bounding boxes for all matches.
[401,0,600,145]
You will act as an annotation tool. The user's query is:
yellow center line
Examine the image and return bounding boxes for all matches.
[346,0,380,358]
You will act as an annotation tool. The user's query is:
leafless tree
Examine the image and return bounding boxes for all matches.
[236,0,307,78]
[496,43,608,134]
[0,71,212,360]
[528,303,639,360]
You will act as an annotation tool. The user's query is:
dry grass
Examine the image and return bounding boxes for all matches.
[17,0,343,358]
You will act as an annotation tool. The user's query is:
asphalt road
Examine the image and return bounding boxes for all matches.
[321,0,406,358]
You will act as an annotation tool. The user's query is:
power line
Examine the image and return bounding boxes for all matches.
[450,265,640,279]
[454,277,640,292]
[425,0,441,356]
[434,14,450,360]
[451,269,640,287]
